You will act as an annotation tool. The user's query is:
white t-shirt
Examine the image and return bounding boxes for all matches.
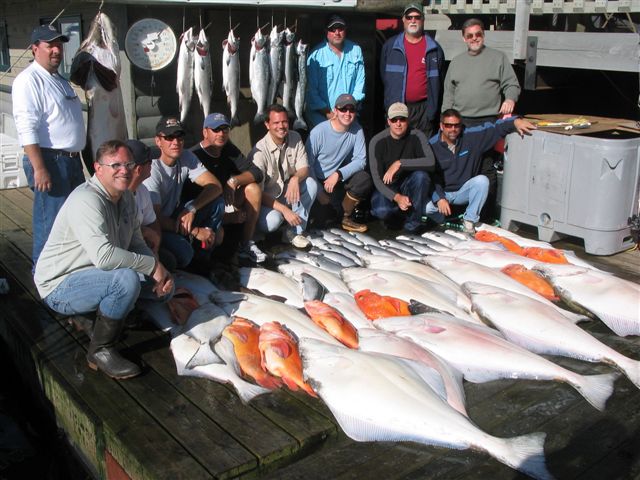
[143,150,207,217]
[134,183,156,226]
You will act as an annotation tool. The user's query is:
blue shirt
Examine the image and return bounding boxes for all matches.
[306,119,367,181]
[305,39,365,129]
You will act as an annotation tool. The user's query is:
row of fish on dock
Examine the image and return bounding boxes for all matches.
[142,224,639,480]
[177,24,308,127]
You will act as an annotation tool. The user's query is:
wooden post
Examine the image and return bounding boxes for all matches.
[513,0,532,60]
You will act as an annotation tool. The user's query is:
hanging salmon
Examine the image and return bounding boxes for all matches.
[194,28,212,119]
[222,28,240,126]
[176,27,195,123]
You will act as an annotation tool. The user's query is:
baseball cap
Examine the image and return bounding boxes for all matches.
[203,113,231,130]
[334,93,357,109]
[155,116,185,136]
[403,3,423,17]
[31,25,69,45]
[124,139,151,165]
[388,102,409,119]
[326,14,347,29]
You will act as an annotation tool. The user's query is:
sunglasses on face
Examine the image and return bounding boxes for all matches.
[405,14,423,21]
[389,117,407,123]
[337,106,356,113]
[160,134,185,142]
[328,26,345,33]
[464,31,484,40]
[99,161,136,171]
[210,126,230,133]
[442,122,462,129]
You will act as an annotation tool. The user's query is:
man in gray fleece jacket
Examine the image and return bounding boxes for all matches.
[35,140,174,380]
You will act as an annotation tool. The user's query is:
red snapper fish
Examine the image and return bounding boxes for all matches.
[354,289,411,320]
[303,300,359,349]
[259,322,317,397]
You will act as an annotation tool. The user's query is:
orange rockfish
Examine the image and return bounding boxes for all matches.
[258,322,317,397]
[501,264,559,301]
[222,317,282,389]
[303,300,359,349]
[475,230,524,254]
[522,247,569,264]
[354,289,411,320]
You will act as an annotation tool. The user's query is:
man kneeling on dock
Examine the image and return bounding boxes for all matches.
[34,140,174,380]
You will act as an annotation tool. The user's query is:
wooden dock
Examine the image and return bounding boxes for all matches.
[1,186,639,479]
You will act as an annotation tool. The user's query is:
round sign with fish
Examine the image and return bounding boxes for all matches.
[125,18,177,71]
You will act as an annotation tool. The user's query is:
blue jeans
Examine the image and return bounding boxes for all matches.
[425,175,489,223]
[23,151,85,267]
[43,268,142,320]
[371,170,431,232]
[258,176,318,234]
[160,196,225,268]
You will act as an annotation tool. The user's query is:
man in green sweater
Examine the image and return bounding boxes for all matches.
[441,18,521,222]
[35,140,174,380]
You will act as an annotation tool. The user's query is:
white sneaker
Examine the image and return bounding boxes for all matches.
[238,241,267,263]
[282,229,311,249]
[462,220,477,234]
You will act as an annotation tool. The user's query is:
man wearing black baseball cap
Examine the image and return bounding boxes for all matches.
[143,116,225,271]
[189,113,267,263]
[13,23,85,269]
[305,13,365,129]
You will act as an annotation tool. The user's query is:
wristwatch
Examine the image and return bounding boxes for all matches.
[228,176,238,188]
[185,204,197,214]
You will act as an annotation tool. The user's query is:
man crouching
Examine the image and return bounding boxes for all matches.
[34,140,174,379]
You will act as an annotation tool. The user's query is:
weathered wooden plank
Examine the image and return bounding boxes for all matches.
[123,327,300,469]
[0,259,211,479]
[1,187,34,219]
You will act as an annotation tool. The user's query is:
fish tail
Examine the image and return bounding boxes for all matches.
[614,356,640,389]
[573,372,618,411]
[293,118,308,131]
[235,381,272,404]
[492,432,553,480]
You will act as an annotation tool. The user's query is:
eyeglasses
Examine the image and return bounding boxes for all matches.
[328,26,345,33]
[404,14,423,21]
[442,122,462,129]
[160,134,185,142]
[209,126,230,133]
[464,31,484,40]
[389,117,407,123]
[337,106,356,113]
[99,161,136,171]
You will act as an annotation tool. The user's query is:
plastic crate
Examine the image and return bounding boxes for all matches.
[0,151,27,189]
[500,129,640,255]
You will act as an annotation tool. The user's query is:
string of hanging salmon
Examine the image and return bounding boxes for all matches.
[176,10,309,129]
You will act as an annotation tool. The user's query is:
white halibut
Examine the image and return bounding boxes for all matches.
[299,338,552,480]
[534,264,640,337]
[238,267,304,308]
[374,314,618,411]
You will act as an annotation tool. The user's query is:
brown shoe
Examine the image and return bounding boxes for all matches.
[342,216,368,233]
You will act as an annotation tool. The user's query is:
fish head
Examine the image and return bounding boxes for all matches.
[284,27,296,44]
[296,40,308,55]
[303,300,359,349]
[301,272,328,301]
[224,29,239,53]
[181,27,195,50]
[196,28,209,53]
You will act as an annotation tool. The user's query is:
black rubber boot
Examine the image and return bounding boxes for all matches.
[86,311,141,380]
[68,314,95,340]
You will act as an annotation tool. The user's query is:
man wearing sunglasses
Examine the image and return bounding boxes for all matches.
[34,140,174,380]
[306,14,365,130]
[189,113,266,264]
[442,18,521,223]
[306,94,372,233]
[380,3,444,137]
[13,25,86,269]
[425,109,536,233]
[144,116,225,270]
[369,102,435,233]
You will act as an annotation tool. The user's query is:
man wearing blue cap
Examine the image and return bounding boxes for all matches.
[13,24,86,268]
[306,14,365,129]
[190,113,266,263]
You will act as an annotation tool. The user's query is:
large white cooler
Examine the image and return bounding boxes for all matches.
[0,134,27,189]
[500,129,640,255]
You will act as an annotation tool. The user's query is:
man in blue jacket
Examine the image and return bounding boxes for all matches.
[380,3,444,137]
[425,109,536,233]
